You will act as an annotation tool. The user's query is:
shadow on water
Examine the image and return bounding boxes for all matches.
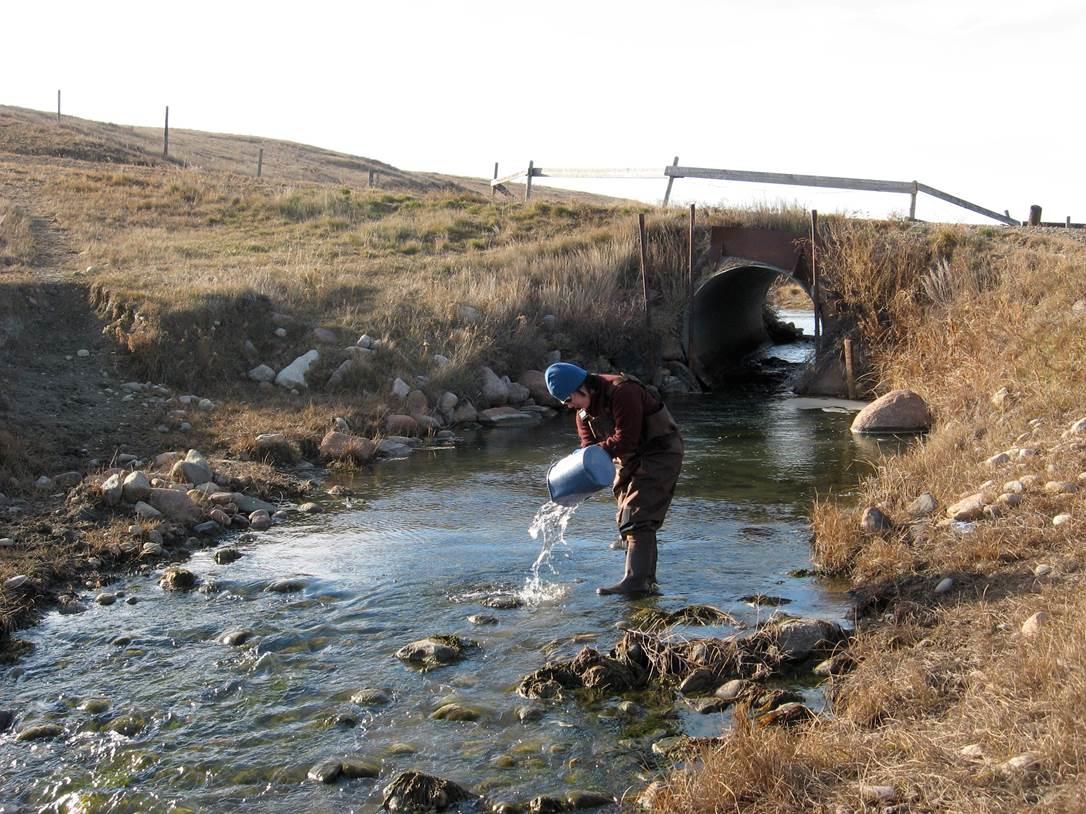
[0,339,910,812]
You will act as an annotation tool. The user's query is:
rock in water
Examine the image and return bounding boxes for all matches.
[850,389,932,434]
[382,771,475,812]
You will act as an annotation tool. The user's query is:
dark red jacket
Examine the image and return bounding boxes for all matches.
[575,375,659,459]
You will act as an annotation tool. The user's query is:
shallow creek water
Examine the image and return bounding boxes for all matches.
[1,328,893,813]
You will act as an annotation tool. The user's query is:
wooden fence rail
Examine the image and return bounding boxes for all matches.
[490,158,1025,226]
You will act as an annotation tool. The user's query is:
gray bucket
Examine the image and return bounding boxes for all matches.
[546,445,615,507]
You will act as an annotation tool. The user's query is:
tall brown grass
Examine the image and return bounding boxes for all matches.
[0,199,33,266]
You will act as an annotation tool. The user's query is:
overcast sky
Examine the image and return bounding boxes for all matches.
[3,0,1082,223]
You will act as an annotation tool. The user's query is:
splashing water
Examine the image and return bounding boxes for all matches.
[521,500,579,603]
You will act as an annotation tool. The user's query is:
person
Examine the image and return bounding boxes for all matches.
[545,362,683,597]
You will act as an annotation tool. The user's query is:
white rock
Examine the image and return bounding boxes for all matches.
[990,387,1010,408]
[999,752,1041,773]
[1053,513,1072,527]
[356,334,374,348]
[122,471,151,503]
[1021,612,1048,637]
[1044,481,1079,495]
[101,473,124,505]
[959,743,985,759]
[77,349,90,358]
[947,493,988,522]
[5,575,29,589]
[1003,480,1024,494]
[1018,447,1039,459]
[391,378,411,399]
[1033,563,1053,577]
[198,399,215,412]
[985,452,1010,467]
[907,492,938,518]
[432,354,450,368]
[34,476,53,491]
[0,538,13,547]
[1070,417,1086,434]
[274,327,288,338]
[934,577,954,595]
[857,784,896,803]
[275,350,320,390]
[248,364,276,383]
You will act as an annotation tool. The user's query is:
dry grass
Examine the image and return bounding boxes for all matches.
[0,198,33,266]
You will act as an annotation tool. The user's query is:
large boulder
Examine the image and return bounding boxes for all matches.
[480,367,508,407]
[319,431,376,463]
[406,389,429,417]
[100,473,124,506]
[385,414,419,436]
[148,488,204,524]
[763,618,846,661]
[122,471,151,503]
[171,449,213,485]
[451,401,477,424]
[436,391,458,421]
[275,350,320,390]
[519,370,561,407]
[382,771,476,812]
[850,389,932,434]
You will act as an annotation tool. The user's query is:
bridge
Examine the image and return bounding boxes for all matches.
[684,225,832,388]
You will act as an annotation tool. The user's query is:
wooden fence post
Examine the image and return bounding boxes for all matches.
[491,162,498,200]
[810,209,821,352]
[1068,216,1072,229]
[57,90,61,123]
[257,147,263,178]
[1029,205,1042,226]
[525,160,534,202]
[662,156,679,207]
[843,338,857,399]
[163,106,169,158]
[909,181,918,220]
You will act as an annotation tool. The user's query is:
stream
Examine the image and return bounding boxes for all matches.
[0,319,888,813]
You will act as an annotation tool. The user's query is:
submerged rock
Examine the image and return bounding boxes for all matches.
[16,723,64,741]
[395,635,472,669]
[159,567,197,591]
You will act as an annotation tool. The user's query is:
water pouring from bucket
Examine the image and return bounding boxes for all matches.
[521,446,616,602]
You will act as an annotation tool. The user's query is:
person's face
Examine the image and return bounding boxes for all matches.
[563,386,590,411]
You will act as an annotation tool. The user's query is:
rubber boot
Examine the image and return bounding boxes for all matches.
[598,530,657,596]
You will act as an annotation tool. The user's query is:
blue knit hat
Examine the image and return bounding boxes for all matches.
[545,363,588,401]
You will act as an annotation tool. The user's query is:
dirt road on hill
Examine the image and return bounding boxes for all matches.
[0,181,187,642]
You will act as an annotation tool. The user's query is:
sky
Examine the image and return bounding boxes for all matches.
[3,0,1082,224]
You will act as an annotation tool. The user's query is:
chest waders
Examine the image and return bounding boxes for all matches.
[580,375,684,597]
